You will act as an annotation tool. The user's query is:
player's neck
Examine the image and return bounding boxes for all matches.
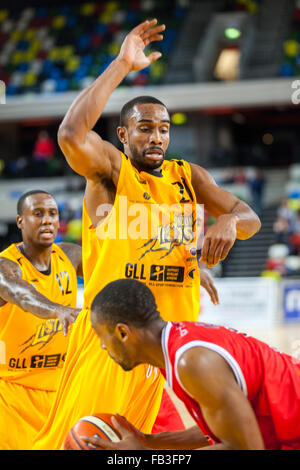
[140,320,166,369]
[19,241,52,272]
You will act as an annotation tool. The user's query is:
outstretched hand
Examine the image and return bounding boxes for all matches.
[118,19,165,72]
[56,307,81,336]
[199,267,219,306]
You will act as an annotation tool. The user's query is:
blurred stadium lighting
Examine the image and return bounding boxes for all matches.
[225,27,242,40]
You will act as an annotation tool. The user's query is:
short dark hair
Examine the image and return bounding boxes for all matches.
[91,279,161,330]
[17,190,53,215]
[119,95,167,127]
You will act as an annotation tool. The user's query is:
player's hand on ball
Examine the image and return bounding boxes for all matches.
[82,415,147,450]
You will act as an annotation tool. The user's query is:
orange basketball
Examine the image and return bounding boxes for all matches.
[63,413,123,450]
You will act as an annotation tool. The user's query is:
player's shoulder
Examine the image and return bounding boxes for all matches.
[164,159,212,182]
[0,244,22,272]
[55,242,81,266]
[165,157,189,168]
[0,255,22,278]
[0,243,17,258]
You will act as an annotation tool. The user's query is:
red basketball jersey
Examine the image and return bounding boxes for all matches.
[161,321,300,450]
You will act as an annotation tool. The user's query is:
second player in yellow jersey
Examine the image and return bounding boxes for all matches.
[0,190,81,449]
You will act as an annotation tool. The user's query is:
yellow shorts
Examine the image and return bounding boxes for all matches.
[0,379,55,450]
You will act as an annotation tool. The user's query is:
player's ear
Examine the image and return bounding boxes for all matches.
[115,323,130,342]
[117,126,128,145]
[16,215,23,230]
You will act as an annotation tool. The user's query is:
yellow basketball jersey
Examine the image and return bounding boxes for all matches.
[0,243,77,391]
[33,152,201,450]
[84,152,201,316]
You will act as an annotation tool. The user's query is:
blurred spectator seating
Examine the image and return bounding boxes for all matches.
[280,0,300,77]
[0,0,188,96]
[264,164,300,277]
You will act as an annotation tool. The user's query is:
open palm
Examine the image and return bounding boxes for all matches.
[119,19,165,72]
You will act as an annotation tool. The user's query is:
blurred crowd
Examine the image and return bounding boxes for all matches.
[265,198,300,278]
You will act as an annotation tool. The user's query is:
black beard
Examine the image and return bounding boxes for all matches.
[128,144,164,170]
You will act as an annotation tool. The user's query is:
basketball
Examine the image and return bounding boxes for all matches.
[63,413,123,450]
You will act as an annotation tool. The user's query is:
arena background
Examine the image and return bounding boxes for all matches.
[1,0,300,427]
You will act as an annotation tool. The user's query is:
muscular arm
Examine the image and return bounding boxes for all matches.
[177,347,265,450]
[0,257,79,332]
[57,21,165,227]
[191,164,261,240]
[58,242,83,278]
[191,164,261,267]
[57,20,164,179]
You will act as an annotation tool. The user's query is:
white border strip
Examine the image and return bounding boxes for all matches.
[161,322,173,389]
[79,416,120,442]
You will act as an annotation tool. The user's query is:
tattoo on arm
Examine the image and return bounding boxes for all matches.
[0,257,62,319]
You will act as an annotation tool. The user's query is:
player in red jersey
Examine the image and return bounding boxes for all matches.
[84,279,300,450]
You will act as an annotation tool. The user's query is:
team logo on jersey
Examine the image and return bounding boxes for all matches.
[20,319,65,353]
[150,265,184,283]
[138,213,196,260]
[124,263,185,284]
[143,192,151,200]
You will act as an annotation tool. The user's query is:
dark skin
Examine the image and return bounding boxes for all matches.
[0,193,82,334]
[57,19,261,273]
[83,314,265,450]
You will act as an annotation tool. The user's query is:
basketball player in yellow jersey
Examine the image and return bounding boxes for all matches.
[0,190,82,449]
[33,20,261,450]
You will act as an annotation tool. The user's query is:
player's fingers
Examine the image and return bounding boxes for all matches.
[81,435,116,449]
[202,238,219,267]
[142,23,165,40]
[147,51,162,63]
[70,311,78,321]
[211,240,225,266]
[115,413,143,437]
[131,19,150,34]
[219,240,234,262]
[111,416,132,438]
[208,282,219,305]
[144,34,164,47]
[62,320,67,336]
[114,414,130,426]
[200,272,219,305]
[133,18,157,35]
[199,238,211,265]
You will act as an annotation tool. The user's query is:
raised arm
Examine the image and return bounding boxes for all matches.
[0,257,80,334]
[191,164,261,268]
[57,19,165,183]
